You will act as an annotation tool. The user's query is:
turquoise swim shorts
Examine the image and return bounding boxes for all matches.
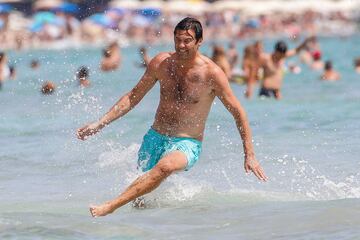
[137,128,202,172]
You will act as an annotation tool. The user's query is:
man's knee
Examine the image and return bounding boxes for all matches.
[154,160,175,177]
[154,153,187,176]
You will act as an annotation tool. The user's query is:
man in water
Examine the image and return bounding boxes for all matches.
[136,46,151,68]
[321,61,340,81]
[354,57,360,74]
[258,38,313,100]
[0,52,10,89]
[76,66,91,87]
[100,42,121,72]
[77,17,267,217]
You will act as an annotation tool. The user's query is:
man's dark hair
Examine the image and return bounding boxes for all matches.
[274,41,288,54]
[354,58,360,67]
[77,66,89,79]
[325,61,333,70]
[0,52,4,62]
[174,17,203,42]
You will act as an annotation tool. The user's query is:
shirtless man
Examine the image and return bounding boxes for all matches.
[136,46,151,68]
[321,61,340,81]
[0,52,10,89]
[354,57,360,74]
[100,42,121,72]
[77,18,267,217]
[258,38,313,100]
[212,45,232,79]
[243,41,263,98]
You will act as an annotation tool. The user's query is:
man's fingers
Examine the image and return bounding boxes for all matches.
[252,166,267,181]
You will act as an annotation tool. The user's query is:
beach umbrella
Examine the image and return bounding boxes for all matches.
[0,3,12,13]
[88,13,116,28]
[137,8,161,18]
[30,11,64,32]
[58,2,79,14]
[245,19,260,29]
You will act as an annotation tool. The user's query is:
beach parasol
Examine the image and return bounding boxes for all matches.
[57,2,79,14]
[88,13,116,28]
[0,3,12,14]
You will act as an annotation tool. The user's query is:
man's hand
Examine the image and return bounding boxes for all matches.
[244,157,267,181]
[77,122,103,140]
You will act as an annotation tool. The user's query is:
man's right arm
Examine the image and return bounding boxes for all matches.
[77,53,165,140]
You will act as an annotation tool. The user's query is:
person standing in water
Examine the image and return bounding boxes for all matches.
[136,46,151,68]
[100,42,121,72]
[77,17,267,217]
[321,61,340,81]
[212,44,232,80]
[258,38,314,100]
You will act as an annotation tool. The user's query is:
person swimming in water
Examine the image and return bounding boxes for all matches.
[76,66,91,87]
[136,46,151,68]
[321,60,340,81]
[77,17,267,217]
[212,44,232,80]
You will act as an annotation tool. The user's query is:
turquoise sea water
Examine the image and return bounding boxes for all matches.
[1,36,360,239]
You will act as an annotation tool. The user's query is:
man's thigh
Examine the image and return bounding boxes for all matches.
[155,151,188,173]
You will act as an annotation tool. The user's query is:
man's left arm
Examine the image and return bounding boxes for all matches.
[286,36,315,58]
[212,67,267,181]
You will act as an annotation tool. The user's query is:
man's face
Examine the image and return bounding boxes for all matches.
[254,43,263,56]
[174,29,202,60]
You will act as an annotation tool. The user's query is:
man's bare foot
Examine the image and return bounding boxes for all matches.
[89,202,115,217]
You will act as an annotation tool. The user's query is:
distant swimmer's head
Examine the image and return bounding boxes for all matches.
[354,58,360,68]
[174,17,203,59]
[324,61,333,71]
[103,48,111,58]
[41,81,56,95]
[9,65,16,79]
[312,51,322,61]
[212,45,226,58]
[30,60,40,69]
[254,40,263,54]
[77,66,89,80]
[274,41,288,56]
[139,46,147,55]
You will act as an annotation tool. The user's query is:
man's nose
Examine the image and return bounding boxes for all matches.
[178,42,185,48]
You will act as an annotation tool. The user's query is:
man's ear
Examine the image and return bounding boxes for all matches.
[197,38,203,46]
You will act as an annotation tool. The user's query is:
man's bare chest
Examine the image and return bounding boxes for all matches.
[159,69,209,104]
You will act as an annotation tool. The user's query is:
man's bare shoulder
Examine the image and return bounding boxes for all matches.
[199,54,226,78]
[148,52,173,68]
[147,52,172,77]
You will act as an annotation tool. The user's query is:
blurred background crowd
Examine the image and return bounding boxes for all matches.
[0,0,359,50]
